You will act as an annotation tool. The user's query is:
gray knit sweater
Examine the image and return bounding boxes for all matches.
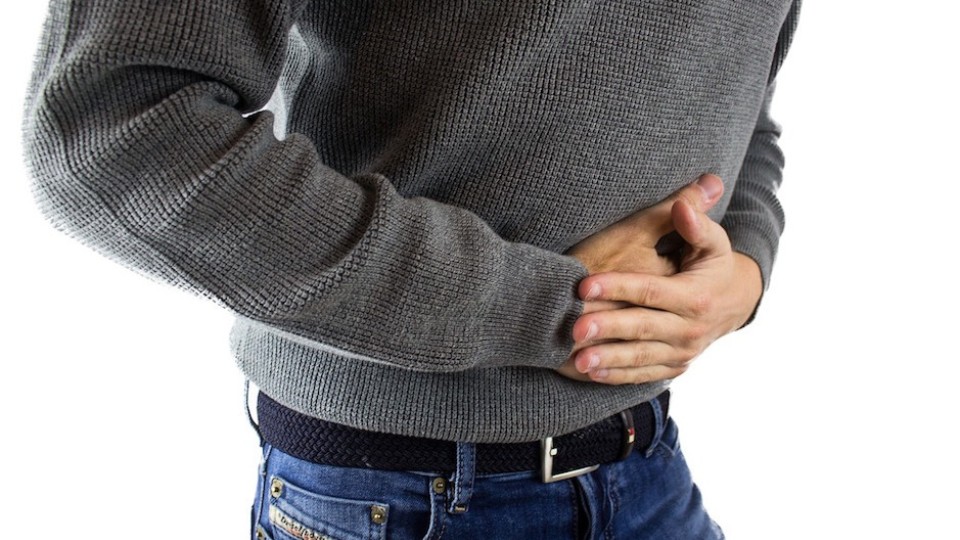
[24,0,800,442]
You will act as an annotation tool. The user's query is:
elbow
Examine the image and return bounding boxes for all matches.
[22,92,143,264]
[23,106,89,241]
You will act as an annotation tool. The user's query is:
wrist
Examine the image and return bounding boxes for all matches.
[731,251,763,328]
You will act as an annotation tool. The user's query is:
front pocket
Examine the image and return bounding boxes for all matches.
[653,417,681,459]
[268,474,389,540]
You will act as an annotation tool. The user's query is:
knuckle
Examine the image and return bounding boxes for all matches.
[671,348,696,368]
[632,318,649,341]
[682,323,706,344]
[622,369,650,385]
[680,348,700,366]
[690,292,712,317]
[632,373,654,385]
[678,190,700,210]
[635,278,659,306]
[631,343,650,367]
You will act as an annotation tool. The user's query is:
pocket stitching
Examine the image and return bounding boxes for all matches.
[268,474,389,540]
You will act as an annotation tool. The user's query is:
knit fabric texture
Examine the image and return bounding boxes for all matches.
[23,0,800,442]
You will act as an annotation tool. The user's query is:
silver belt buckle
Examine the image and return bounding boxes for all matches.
[540,409,637,483]
[540,436,600,483]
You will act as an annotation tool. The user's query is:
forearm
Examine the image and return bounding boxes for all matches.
[23,0,588,373]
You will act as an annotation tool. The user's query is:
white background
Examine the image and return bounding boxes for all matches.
[2,3,958,538]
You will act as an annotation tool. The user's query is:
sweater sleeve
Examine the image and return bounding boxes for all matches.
[721,0,802,292]
[721,79,786,292]
[22,0,588,373]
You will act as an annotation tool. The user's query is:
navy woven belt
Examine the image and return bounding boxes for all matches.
[256,390,669,482]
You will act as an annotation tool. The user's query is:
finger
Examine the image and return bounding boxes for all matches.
[670,198,733,265]
[572,305,680,344]
[573,339,677,373]
[671,197,706,248]
[555,357,593,383]
[580,299,633,315]
[569,336,621,357]
[579,272,690,313]
[588,364,688,386]
[629,174,725,243]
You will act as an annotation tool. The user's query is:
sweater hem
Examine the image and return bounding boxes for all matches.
[230,316,669,443]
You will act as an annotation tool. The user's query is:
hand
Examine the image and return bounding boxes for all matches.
[564,174,725,276]
[559,191,763,385]
[556,174,725,383]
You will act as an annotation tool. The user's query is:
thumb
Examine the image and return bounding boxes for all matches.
[690,173,724,211]
[671,193,730,260]
[632,173,725,242]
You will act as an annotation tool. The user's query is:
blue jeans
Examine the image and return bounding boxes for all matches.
[250,416,722,539]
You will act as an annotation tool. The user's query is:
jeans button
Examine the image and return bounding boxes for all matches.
[432,477,447,494]
[370,505,387,524]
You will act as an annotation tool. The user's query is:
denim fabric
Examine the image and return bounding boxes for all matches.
[250,414,723,540]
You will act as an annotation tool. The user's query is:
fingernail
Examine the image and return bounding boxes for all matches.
[696,174,722,202]
[584,322,598,341]
[593,369,609,380]
[585,283,601,300]
[587,354,600,369]
[576,353,600,372]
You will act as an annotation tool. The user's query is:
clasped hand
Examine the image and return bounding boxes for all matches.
[558,174,762,385]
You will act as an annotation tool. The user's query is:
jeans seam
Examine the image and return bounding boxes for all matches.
[429,487,448,540]
[568,480,581,540]
[254,443,273,537]
[604,466,621,540]
[448,442,475,514]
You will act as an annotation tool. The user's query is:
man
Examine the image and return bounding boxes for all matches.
[24,0,800,537]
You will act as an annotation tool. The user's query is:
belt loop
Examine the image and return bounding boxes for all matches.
[448,442,476,514]
[645,394,667,458]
